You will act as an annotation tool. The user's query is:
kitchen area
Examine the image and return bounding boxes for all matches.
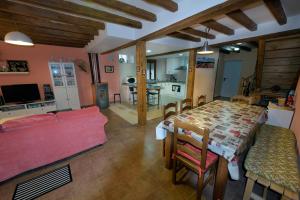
[111,50,189,124]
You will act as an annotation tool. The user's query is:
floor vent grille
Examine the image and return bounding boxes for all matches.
[13,165,72,200]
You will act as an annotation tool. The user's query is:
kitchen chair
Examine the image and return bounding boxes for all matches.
[231,95,250,104]
[180,98,193,113]
[147,88,160,109]
[162,102,178,157]
[172,119,218,200]
[197,95,206,107]
[129,86,137,104]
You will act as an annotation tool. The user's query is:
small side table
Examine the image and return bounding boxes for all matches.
[113,93,121,104]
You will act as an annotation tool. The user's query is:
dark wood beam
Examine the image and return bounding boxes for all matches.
[0,0,105,30]
[87,0,156,22]
[18,0,142,28]
[144,0,178,12]
[263,0,287,25]
[186,49,197,99]
[0,11,98,35]
[136,41,147,126]
[202,20,234,35]
[101,0,260,54]
[256,39,265,88]
[226,9,257,31]
[0,22,94,40]
[178,27,216,39]
[167,32,201,42]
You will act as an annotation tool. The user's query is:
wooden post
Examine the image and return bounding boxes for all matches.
[136,41,147,126]
[256,39,265,89]
[186,49,197,100]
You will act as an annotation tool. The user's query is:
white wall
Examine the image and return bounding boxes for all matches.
[193,50,220,105]
[214,49,257,97]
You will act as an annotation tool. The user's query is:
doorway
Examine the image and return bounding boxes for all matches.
[220,60,242,98]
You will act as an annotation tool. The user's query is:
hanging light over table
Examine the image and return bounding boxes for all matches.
[4,31,34,46]
[198,28,213,55]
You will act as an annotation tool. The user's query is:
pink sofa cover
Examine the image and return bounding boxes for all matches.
[0,106,107,182]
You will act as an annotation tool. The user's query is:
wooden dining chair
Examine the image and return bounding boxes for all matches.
[162,102,178,157]
[231,95,250,104]
[197,95,206,107]
[180,98,193,113]
[172,119,218,199]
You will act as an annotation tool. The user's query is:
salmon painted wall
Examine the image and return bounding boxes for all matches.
[99,52,120,101]
[291,77,300,154]
[0,42,93,106]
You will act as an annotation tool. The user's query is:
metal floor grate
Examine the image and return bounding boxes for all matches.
[13,165,72,200]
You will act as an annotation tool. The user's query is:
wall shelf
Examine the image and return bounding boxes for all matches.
[0,72,29,75]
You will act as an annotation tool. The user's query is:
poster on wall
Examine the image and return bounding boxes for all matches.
[7,60,29,72]
[196,57,215,68]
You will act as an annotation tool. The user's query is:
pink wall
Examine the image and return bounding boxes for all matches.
[0,42,93,106]
[99,52,120,101]
[291,77,300,154]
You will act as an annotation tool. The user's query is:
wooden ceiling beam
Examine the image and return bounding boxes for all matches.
[0,0,105,30]
[0,22,94,40]
[101,0,260,54]
[144,0,178,12]
[226,9,257,31]
[18,0,142,29]
[87,0,156,22]
[202,20,234,35]
[178,27,216,39]
[263,0,287,25]
[0,11,98,35]
[167,32,201,42]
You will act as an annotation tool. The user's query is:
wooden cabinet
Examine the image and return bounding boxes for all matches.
[49,62,80,110]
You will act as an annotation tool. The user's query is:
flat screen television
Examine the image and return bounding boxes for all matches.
[1,84,41,104]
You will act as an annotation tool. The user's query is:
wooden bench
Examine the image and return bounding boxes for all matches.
[243,124,300,200]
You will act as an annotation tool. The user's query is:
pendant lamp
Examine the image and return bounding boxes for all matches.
[198,28,213,54]
[4,31,34,46]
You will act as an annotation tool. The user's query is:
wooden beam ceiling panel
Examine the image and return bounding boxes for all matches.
[0,22,94,40]
[101,0,261,54]
[263,0,287,25]
[202,20,234,35]
[167,32,201,42]
[0,0,105,30]
[226,9,257,31]
[144,0,178,12]
[18,0,142,29]
[0,11,98,35]
[87,0,156,22]
[178,27,216,39]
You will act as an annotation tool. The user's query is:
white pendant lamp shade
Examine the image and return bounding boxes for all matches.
[4,31,34,46]
[198,41,214,55]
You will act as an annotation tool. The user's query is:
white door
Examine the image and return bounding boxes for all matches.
[62,63,80,110]
[220,60,242,98]
[49,63,69,110]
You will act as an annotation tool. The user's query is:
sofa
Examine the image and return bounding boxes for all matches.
[0,106,108,183]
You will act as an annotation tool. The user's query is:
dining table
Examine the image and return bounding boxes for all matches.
[155,100,266,200]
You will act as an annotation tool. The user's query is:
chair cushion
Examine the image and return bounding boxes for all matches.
[177,143,218,170]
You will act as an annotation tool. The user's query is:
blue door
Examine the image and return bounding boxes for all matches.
[220,60,242,98]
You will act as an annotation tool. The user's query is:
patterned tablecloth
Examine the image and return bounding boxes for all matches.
[156,100,266,180]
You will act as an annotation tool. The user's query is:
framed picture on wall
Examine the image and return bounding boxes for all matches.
[7,60,29,72]
[196,57,215,68]
[105,65,114,73]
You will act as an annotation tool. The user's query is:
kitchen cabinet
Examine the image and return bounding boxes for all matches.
[166,57,188,74]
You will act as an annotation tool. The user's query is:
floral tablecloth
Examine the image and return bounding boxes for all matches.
[156,100,266,180]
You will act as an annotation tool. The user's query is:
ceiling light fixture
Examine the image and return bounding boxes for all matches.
[236,42,243,45]
[198,28,214,55]
[4,31,34,46]
[146,49,152,53]
[179,53,183,56]
[233,47,240,51]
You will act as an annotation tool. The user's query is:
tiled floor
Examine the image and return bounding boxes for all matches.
[0,109,281,200]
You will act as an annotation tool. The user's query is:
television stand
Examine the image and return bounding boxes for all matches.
[0,100,57,120]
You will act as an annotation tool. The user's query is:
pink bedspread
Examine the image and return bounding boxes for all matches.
[0,106,107,183]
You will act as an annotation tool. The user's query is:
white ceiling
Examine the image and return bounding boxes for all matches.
[79,0,300,54]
